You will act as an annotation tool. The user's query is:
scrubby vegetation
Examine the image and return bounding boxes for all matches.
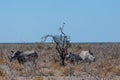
[0,43,120,80]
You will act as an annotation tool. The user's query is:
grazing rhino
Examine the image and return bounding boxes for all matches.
[79,50,95,63]
[65,52,82,65]
[10,50,38,66]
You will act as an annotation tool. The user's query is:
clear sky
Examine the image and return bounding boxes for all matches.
[0,0,120,43]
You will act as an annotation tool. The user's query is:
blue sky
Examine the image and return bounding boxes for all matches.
[0,0,120,43]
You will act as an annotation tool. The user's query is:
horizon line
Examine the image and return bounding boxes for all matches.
[0,42,120,44]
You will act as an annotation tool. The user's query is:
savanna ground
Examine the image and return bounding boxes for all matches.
[0,43,120,80]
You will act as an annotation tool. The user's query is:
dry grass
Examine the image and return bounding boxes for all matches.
[0,43,119,80]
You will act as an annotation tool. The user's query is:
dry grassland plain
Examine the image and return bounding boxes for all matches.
[0,43,120,80]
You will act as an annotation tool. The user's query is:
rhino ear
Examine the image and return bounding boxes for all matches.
[89,50,91,53]
[11,50,14,53]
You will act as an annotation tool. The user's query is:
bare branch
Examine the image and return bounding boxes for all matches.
[59,22,66,36]
[41,35,53,42]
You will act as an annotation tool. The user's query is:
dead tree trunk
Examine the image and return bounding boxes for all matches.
[42,23,71,66]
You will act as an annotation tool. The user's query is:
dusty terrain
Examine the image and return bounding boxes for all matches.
[0,43,120,80]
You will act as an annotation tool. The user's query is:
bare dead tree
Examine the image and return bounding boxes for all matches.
[41,23,71,65]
